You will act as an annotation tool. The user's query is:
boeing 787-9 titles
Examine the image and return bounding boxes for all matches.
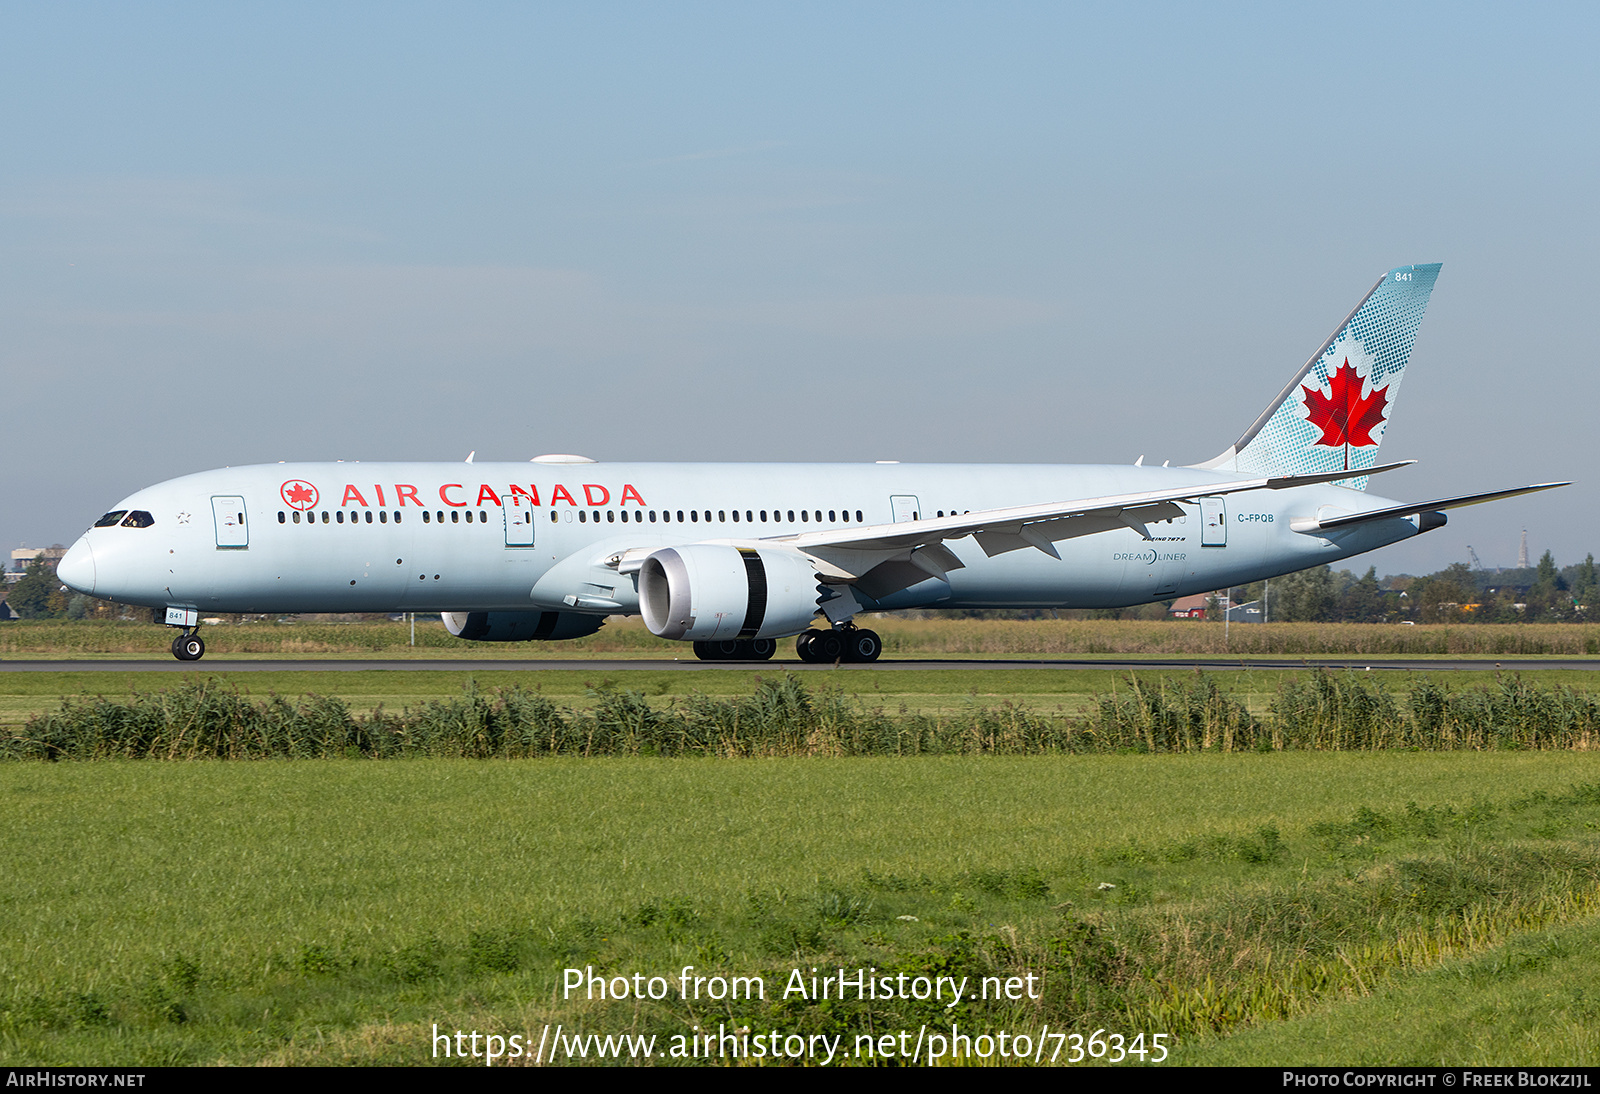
[57,263,1565,662]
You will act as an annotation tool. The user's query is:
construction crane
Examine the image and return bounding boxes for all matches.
[1467,545,1485,571]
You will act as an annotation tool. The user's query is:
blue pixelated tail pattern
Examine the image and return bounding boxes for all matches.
[1197,263,1441,489]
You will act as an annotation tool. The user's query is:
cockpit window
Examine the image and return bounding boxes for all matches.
[94,511,128,528]
[120,510,156,528]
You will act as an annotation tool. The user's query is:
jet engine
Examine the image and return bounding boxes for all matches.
[442,611,605,642]
[639,545,822,641]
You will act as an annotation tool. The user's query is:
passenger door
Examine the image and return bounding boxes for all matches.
[503,493,536,547]
[1200,496,1227,547]
[211,496,248,548]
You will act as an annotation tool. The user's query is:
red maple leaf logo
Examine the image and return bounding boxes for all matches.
[280,480,318,510]
[1302,359,1389,449]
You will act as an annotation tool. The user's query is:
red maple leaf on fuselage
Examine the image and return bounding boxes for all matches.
[1302,359,1388,448]
[284,482,316,507]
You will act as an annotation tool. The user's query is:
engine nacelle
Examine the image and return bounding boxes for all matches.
[639,545,822,641]
[442,611,605,642]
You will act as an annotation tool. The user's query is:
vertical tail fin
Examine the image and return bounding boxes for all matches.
[1196,263,1442,488]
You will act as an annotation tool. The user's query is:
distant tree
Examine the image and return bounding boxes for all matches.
[1574,555,1598,615]
[7,559,61,619]
[1276,565,1336,621]
[1338,567,1386,622]
[1536,550,1563,589]
[1410,563,1475,623]
[1524,550,1571,621]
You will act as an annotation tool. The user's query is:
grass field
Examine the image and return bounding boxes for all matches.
[4,753,1600,1065]
[5,616,1600,659]
[5,647,1599,1066]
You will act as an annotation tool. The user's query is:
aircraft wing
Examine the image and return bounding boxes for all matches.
[1291,482,1571,533]
[764,460,1417,583]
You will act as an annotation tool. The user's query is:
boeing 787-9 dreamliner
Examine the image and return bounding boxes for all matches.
[57,263,1565,662]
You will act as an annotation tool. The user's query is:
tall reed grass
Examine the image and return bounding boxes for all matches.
[8,671,1597,760]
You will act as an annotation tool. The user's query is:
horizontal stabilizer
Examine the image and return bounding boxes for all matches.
[1294,482,1571,532]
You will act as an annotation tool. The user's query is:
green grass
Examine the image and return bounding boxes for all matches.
[4,754,1600,1065]
[5,616,1599,659]
[1182,915,1600,1065]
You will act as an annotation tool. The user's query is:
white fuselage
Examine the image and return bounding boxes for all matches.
[60,460,1425,623]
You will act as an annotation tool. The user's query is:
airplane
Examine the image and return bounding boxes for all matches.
[56,262,1565,663]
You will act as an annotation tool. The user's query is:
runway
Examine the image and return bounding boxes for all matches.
[4,657,1598,673]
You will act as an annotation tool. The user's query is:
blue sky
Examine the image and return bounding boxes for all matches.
[4,2,1595,576]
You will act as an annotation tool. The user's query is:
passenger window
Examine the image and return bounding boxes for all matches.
[94,511,128,528]
[746,510,753,522]
[423,511,430,523]
[800,510,808,522]
[856,510,863,522]
[394,511,401,523]
[787,510,794,522]
[649,511,657,523]
[293,511,301,524]
[321,511,329,523]
[277,512,286,524]
[731,510,739,523]
[760,510,767,522]
[829,510,836,522]
[365,511,373,524]
[548,511,556,523]
[337,511,345,524]
[690,511,698,522]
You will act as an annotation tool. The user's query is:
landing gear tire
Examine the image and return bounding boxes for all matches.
[694,640,736,661]
[796,629,845,663]
[171,633,205,661]
[843,628,882,663]
[693,638,778,662]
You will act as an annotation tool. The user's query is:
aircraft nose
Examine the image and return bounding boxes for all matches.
[57,537,96,596]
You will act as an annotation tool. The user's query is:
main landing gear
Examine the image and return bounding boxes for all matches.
[692,638,778,661]
[170,631,206,661]
[795,626,882,663]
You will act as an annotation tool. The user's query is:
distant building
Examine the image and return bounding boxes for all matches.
[11,546,67,574]
[1225,599,1264,623]
[1168,594,1213,619]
